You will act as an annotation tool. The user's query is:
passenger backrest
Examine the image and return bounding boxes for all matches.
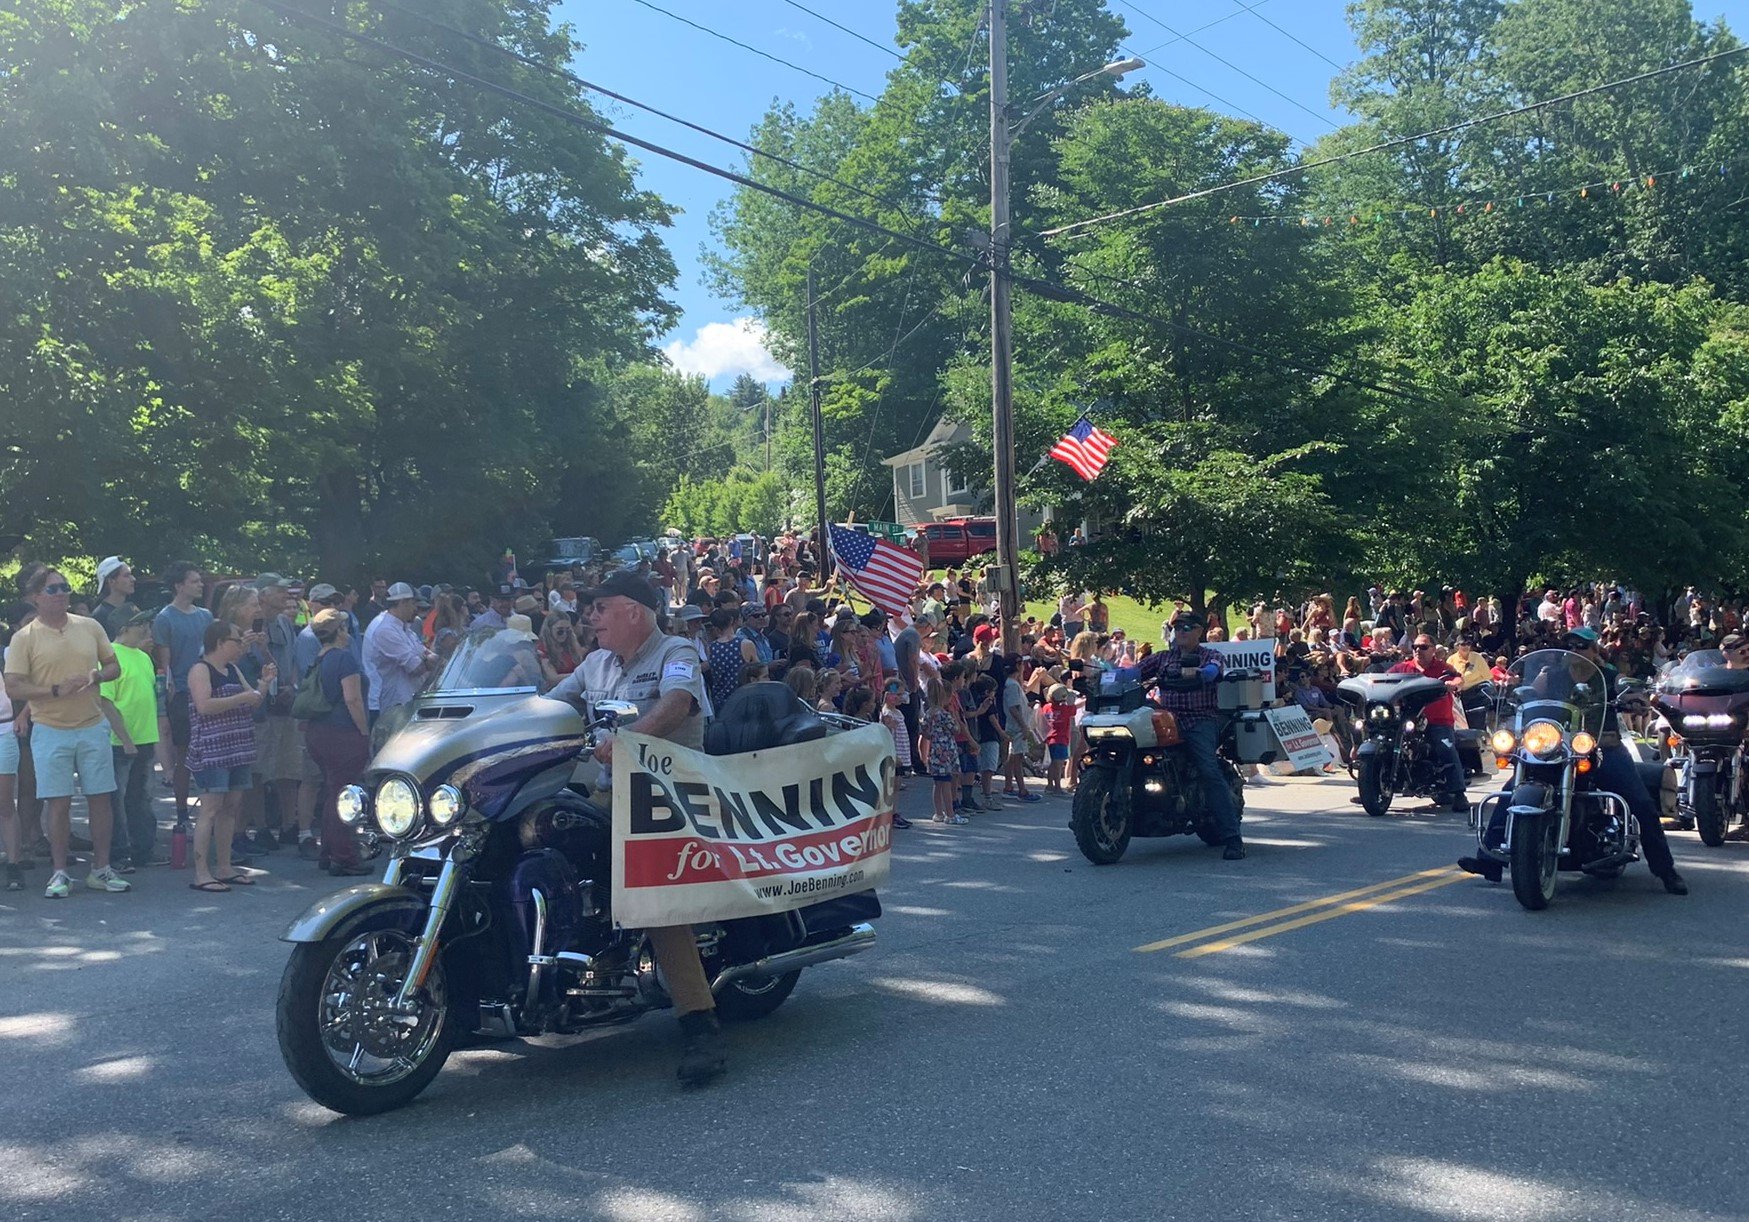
[704,681,830,756]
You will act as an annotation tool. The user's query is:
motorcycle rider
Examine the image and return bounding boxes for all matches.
[1720,633,1749,670]
[1459,627,1688,895]
[1390,635,1468,813]
[1140,611,1245,860]
[548,571,728,1085]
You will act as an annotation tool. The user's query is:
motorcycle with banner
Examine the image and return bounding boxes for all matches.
[274,648,889,1116]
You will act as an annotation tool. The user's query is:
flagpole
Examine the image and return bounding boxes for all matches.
[806,268,832,576]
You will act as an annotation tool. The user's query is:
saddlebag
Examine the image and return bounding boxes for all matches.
[705,682,829,755]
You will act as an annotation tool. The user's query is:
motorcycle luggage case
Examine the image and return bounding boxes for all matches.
[1231,712,1278,764]
[1218,674,1267,710]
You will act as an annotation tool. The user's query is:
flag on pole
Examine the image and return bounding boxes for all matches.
[1048,416,1118,481]
[828,524,924,621]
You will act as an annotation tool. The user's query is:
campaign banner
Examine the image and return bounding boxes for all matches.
[1263,704,1335,772]
[611,723,896,928]
[1206,639,1278,701]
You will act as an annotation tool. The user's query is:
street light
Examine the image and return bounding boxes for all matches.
[988,1,1141,654]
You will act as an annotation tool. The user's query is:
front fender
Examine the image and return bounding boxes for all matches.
[281,883,424,944]
[1356,738,1388,758]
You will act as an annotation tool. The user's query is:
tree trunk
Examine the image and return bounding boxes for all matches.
[313,467,369,584]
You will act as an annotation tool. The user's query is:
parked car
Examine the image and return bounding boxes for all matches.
[911,517,998,566]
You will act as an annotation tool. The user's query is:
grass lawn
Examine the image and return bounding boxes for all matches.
[1022,593,1175,643]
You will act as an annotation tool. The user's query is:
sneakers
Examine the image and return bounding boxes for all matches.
[297,836,322,860]
[1014,792,1043,803]
[980,796,1005,810]
[86,867,131,893]
[5,863,22,891]
[891,814,913,829]
[946,813,970,825]
[44,870,71,899]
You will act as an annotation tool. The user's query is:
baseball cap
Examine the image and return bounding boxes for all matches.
[124,608,157,630]
[96,556,127,591]
[307,582,340,603]
[1170,610,1203,629]
[1721,633,1746,652]
[585,570,664,614]
[972,624,997,643]
[253,572,294,591]
[1565,626,1600,645]
[491,582,517,600]
[739,604,768,619]
[384,581,417,604]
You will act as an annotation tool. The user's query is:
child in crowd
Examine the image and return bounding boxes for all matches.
[918,678,966,825]
[1043,684,1078,795]
[1001,666,1042,802]
[784,666,818,707]
[841,686,876,723]
[881,680,913,781]
[968,673,1004,810]
[815,669,844,713]
[736,662,769,689]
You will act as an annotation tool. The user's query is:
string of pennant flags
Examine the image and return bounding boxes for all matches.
[1220,161,1741,229]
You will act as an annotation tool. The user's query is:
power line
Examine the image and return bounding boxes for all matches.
[1041,42,1749,238]
[240,0,1438,410]
[245,0,972,270]
[367,0,935,225]
[1231,0,1346,72]
[1131,1,1275,58]
[778,0,904,61]
[624,0,879,102]
[1123,2,1340,132]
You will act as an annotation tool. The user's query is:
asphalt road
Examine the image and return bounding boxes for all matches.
[3,768,1746,1221]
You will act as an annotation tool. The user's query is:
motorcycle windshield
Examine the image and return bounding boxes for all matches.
[1497,649,1607,738]
[424,628,552,695]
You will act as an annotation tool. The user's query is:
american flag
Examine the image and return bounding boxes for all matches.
[1049,415,1118,481]
[828,524,924,620]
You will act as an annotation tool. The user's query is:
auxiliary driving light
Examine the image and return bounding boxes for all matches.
[336,785,368,826]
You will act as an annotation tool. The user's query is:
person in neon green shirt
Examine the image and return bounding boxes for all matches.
[100,613,161,871]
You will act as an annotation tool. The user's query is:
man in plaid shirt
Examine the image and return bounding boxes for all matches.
[1142,610,1245,859]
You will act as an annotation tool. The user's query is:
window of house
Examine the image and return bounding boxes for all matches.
[944,463,972,498]
[905,462,926,499]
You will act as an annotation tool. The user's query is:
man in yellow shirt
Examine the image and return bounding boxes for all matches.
[2,567,130,898]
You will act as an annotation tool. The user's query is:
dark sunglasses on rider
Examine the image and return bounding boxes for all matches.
[40,582,73,595]
[1413,642,1436,651]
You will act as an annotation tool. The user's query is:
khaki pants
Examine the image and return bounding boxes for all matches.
[647,925,715,1015]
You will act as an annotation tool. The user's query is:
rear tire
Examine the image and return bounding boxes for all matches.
[1694,780,1726,847]
[713,969,801,1021]
[1510,811,1561,911]
[1071,769,1131,864]
[1357,755,1393,817]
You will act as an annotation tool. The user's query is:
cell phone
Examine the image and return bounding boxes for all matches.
[252,618,265,634]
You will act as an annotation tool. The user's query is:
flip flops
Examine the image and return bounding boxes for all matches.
[216,874,256,886]
[189,880,230,893]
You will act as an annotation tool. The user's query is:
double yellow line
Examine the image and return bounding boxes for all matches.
[1135,866,1469,959]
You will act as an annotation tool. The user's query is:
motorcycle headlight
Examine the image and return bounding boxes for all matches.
[1571,732,1597,755]
[375,777,422,838]
[1367,704,1393,723]
[1521,721,1564,757]
[1707,714,1737,729]
[1682,714,1707,729]
[1084,726,1129,740]
[1490,729,1516,754]
[427,783,467,828]
[336,784,368,826]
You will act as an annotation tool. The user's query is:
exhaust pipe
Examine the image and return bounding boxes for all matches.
[710,923,877,992]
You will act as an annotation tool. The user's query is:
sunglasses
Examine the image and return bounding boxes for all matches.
[1414,643,1436,651]
[41,582,73,595]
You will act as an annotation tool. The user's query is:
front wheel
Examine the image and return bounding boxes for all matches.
[1071,768,1132,864]
[1357,755,1394,817]
[1510,811,1562,911]
[276,908,455,1116]
[1693,777,1726,847]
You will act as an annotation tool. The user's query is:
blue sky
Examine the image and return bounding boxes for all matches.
[555,1,1749,388]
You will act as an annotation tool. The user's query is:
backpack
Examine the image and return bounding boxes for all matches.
[291,656,336,721]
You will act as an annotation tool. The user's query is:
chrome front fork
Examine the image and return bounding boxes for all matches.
[390,858,460,1012]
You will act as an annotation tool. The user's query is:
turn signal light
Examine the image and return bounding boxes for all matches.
[1576,758,1593,774]
[1667,735,1681,750]
[1496,756,1512,770]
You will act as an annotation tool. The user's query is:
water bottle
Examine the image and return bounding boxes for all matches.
[169,822,190,870]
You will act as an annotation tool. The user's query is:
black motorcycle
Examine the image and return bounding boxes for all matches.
[275,654,883,1116]
[1338,671,1464,816]
[1652,648,1749,847]
[1068,673,1256,865]
[1470,648,1635,910]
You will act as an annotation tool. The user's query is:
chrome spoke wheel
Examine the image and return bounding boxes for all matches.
[316,929,447,1087]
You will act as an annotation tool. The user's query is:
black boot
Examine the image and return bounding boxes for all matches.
[1656,869,1689,896]
[676,1009,726,1087]
[1222,836,1246,860]
[1457,855,1502,883]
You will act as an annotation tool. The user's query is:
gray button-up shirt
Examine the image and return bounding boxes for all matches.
[551,628,708,751]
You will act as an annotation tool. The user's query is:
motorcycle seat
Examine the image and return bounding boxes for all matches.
[704,681,829,756]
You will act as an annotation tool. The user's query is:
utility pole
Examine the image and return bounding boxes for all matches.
[988,0,1023,655]
[764,393,772,474]
[806,268,831,573]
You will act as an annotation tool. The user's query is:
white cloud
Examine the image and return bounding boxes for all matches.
[662,317,791,384]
